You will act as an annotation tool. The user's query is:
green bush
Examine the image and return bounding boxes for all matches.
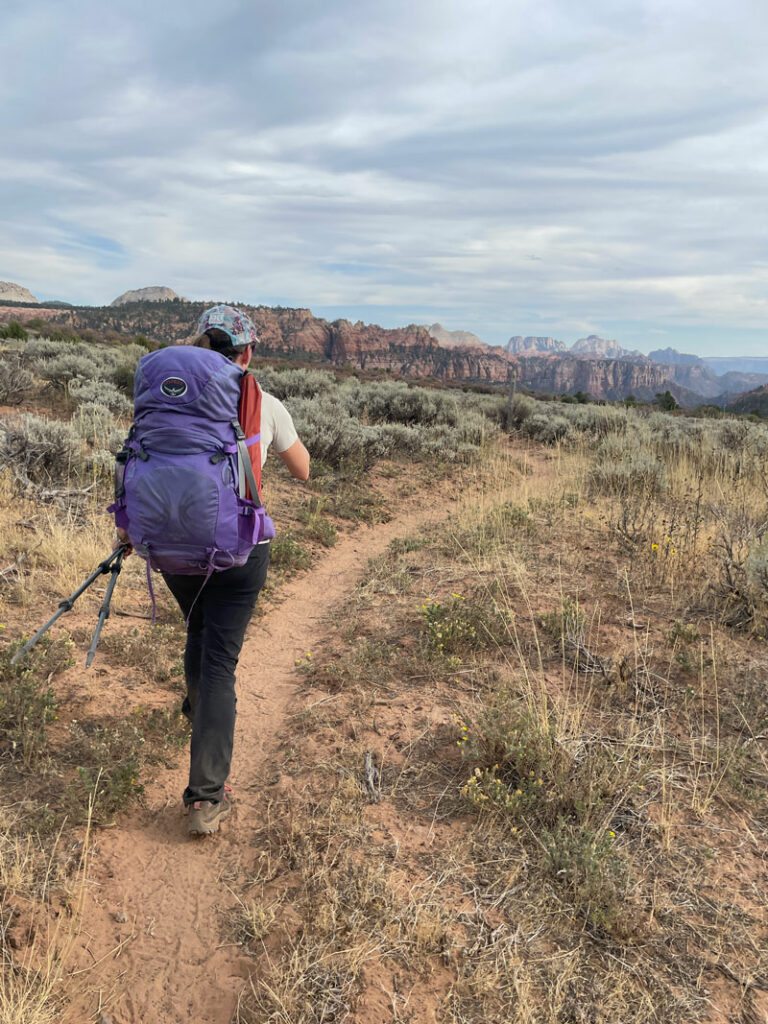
[0,320,28,340]
[541,819,628,929]
[285,396,387,469]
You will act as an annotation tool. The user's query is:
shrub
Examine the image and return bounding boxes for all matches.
[0,413,84,485]
[255,367,335,400]
[0,320,28,340]
[87,448,118,480]
[541,819,628,929]
[37,352,104,388]
[345,380,441,426]
[588,454,666,497]
[71,402,124,451]
[0,356,34,404]
[506,393,536,429]
[69,378,133,418]
[112,363,136,396]
[23,337,71,360]
[521,412,571,445]
[285,396,384,469]
[746,538,768,599]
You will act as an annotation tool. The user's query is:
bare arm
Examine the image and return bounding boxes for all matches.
[278,439,310,481]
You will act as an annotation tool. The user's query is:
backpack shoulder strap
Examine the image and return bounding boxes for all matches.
[236,373,264,504]
[233,420,262,508]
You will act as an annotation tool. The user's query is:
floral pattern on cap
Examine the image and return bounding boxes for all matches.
[197,304,259,348]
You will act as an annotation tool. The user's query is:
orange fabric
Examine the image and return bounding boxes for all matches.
[238,373,263,502]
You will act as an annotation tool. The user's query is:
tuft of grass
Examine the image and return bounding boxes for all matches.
[99,623,184,683]
[297,496,337,547]
[62,707,188,825]
[269,531,313,574]
[0,635,73,766]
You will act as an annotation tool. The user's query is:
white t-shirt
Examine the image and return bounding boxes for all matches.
[258,390,299,466]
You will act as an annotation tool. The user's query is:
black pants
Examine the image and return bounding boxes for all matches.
[162,543,270,806]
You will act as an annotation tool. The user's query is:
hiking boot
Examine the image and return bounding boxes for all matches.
[187,791,232,836]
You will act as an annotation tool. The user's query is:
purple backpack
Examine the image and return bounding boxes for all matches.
[109,347,275,576]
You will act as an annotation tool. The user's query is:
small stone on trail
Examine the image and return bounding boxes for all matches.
[113,910,128,924]
[98,1013,115,1024]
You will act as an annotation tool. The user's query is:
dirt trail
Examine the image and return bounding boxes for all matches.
[65,492,455,1024]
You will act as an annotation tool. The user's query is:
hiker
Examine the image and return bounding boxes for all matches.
[114,305,309,836]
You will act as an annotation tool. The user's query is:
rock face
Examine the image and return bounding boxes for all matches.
[506,336,567,355]
[2,297,758,405]
[660,362,722,399]
[508,355,685,403]
[425,323,487,349]
[110,286,184,306]
[571,335,645,360]
[648,347,703,366]
[0,281,38,303]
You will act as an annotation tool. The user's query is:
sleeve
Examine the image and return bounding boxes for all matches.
[270,397,299,453]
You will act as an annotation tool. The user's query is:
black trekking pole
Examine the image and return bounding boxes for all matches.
[85,547,125,667]
[11,545,128,667]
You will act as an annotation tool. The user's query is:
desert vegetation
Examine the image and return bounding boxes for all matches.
[0,330,765,1021]
[233,395,767,1023]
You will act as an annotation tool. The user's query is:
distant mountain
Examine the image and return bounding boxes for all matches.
[703,356,768,375]
[727,383,768,417]
[425,323,486,349]
[111,286,184,306]
[506,336,567,355]
[0,281,38,303]
[571,335,645,360]
[647,347,703,366]
[718,371,768,394]
[2,293,765,406]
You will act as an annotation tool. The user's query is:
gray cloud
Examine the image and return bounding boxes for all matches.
[1,0,768,352]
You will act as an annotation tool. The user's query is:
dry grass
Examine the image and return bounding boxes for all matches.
[236,436,768,1023]
[0,801,95,1024]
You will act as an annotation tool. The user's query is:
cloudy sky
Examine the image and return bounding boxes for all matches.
[1,0,767,354]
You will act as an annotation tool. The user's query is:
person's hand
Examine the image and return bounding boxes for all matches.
[115,527,133,557]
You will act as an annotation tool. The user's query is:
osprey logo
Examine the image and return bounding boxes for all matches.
[161,376,188,398]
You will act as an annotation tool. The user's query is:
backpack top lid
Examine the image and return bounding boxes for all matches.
[133,346,243,425]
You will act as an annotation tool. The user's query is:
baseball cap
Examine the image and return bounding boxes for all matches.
[197,305,259,350]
